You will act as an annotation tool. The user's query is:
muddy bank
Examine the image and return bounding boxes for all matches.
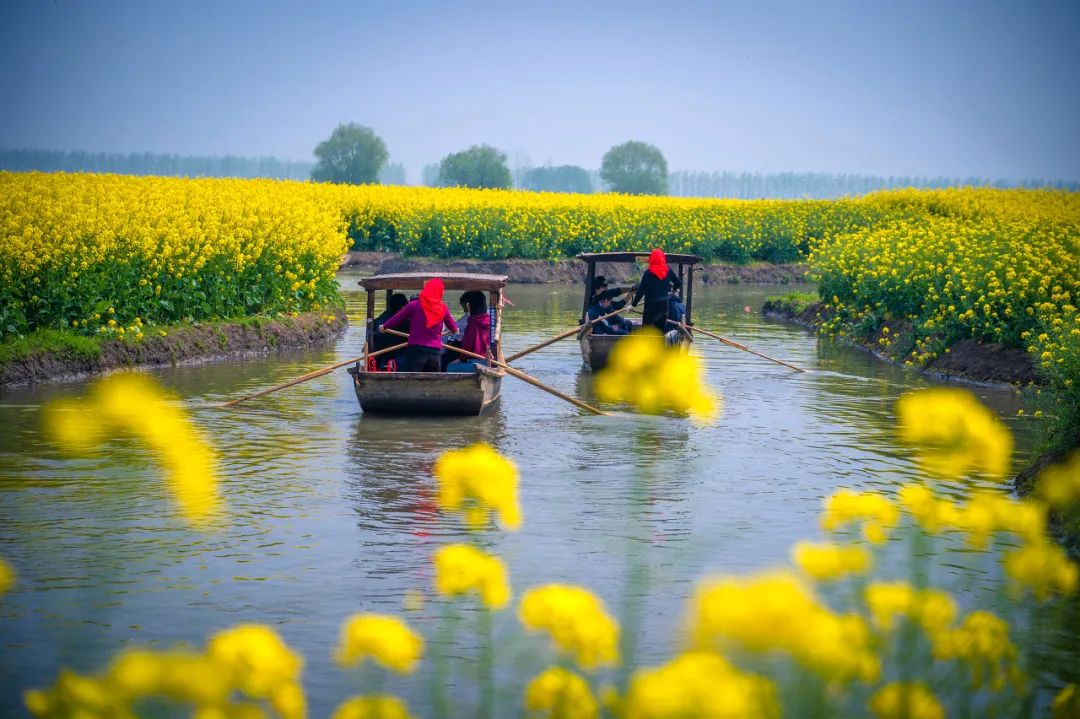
[0,309,348,387]
[762,298,1037,388]
[341,251,808,285]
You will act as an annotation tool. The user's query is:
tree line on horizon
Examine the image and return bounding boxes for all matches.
[3,126,1077,199]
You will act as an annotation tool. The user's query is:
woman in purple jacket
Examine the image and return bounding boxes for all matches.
[379,278,459,371]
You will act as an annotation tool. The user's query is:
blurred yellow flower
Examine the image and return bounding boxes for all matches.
[1004,540,1079,600]
[331,695,415,719]
[335,613,423,674]
[623,651,778,719]
[868,682,944,719]
[791,541,872,581]
[434,443,522,530]
[207,624,303,701]
[595,329,719,424]
[0,556,13,596]
[864,582,957,636]
[896,388,1013,481]
[1053,684,1080,719]
[433,543,511,610]
[1037,451,1080,508]
[820,489,898,544]
[687,571,878,683]
[519,584,620,670]
[933,610,1020,691]
[524,666,598,719]
[43,373,222,526]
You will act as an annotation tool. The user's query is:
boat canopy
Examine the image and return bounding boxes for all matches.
[576,251,704,265]
[360,272,509,291]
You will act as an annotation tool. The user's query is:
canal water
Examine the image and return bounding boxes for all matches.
[0,269,1074,715]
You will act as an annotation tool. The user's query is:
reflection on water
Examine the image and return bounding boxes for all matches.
[0,270,1072,714]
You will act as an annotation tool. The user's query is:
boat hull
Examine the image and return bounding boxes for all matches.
[580,331,692,371]
[348,364,503,415]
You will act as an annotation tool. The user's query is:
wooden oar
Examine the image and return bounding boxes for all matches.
[506,288,635,362]
[219,341,408,408]
[381,328,609,416]
[668,320,806,373]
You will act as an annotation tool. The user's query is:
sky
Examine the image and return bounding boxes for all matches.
[1,0,1078,183]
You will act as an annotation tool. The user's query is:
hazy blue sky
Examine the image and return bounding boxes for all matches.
[2,0,1078,182]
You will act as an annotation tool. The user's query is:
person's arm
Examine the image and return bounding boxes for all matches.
[381,303,411,332]
[443,307,459,335]
[670,271,682,292]
[631,274,648,306]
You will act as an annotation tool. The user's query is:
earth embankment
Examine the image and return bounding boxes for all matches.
[341,251,808,285]
[0,309,347,386]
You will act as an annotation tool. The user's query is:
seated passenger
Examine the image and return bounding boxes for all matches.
[590,276,634,334]
[587,294,630,336]
[371,293,409,369]
[447,291,492,372]
[668,294,686,326]
[380,279,458,372]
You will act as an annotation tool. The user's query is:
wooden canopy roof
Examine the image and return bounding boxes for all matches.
[359,272,509,291]
[577,251,704,265]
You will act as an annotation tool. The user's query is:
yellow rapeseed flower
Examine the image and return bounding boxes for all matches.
[864,582,957,637]
[594,329,719,424]
[433,543,511,610]
[791,541,872,581]
[206,624,303,701]
[43,373,222,526]
[896,388,1013,481]
[0,556,13,596]
[1053,684,1080,719]
[933,610,1020,691]
[868,682,944,719]
[335,613,423,674]
[686,571,878,683]
[519,584,620,670]
[331,695,415,719]
[820,489,898,544]
[1004,540,1079,599]
[623,651,778,719]
[1037,451,1080,508]
[523,666,598,719]
[433,443,522,530]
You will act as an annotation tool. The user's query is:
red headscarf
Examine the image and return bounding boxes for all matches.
[647,248,668,279]
[418,278,446,328]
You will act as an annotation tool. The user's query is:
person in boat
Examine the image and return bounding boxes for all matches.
[447,291,492,372]
[632,248,682,332]
[590,276,636,334]
[379,278,459,372]
[587,292,631,335]
[370,293,409,369]
[668,293,686,326]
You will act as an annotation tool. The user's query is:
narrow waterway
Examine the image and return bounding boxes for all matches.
[0,270,1074,715]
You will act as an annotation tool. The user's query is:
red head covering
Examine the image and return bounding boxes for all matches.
[418,278,446,328]
[647,248,668,279]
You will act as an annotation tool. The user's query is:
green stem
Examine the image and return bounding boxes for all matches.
[479,606,495,719]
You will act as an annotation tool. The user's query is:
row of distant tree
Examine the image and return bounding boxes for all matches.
[3,122,1077,198]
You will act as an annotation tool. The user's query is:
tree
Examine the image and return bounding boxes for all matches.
[522,165,593,194]
[599,141,669,195]
[437,145,512,189]
[311,123,388,185]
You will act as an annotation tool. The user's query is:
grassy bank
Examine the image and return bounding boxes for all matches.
[0,309,347,385]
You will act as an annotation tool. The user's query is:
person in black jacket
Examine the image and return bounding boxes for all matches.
[371,293,408,368]
[631,248,682,332]
[590,276,634,333]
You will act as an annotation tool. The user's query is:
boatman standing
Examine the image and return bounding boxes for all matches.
[632,248,682,332]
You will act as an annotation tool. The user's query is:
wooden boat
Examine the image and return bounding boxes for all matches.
[577,251,703,371]
[347,272,508,415]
